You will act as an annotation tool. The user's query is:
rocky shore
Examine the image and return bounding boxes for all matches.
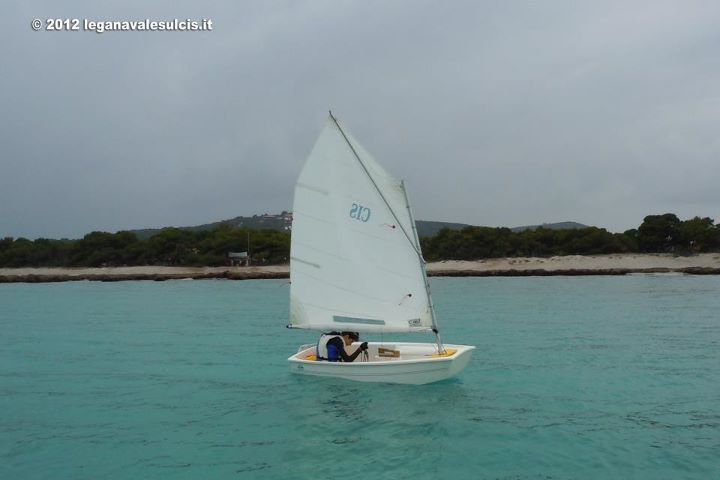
[1,254,719,283]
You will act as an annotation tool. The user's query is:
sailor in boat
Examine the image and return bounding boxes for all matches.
[316,332,368,362]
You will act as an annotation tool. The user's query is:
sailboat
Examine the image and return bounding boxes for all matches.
[287,112,475,384]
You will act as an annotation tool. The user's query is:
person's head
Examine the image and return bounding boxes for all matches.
[341,331,359,345]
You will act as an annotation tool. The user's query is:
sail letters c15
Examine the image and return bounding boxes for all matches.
[349,203,371,222]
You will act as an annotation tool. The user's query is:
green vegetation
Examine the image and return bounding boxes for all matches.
[1,214,718,267]
[421,214,719,261]
[0,225,289,267]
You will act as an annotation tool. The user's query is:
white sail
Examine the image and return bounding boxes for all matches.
[289,115,433,333]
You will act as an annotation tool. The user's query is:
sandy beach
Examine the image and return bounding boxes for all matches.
[426,253,720,276]
[1,253,719,282]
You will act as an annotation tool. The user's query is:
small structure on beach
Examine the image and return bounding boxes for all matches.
[228,252,249,266]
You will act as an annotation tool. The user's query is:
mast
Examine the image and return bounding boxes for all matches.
[401,180,445,354]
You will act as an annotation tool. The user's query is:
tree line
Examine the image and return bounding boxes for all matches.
[1,214,718,267]
[0,225,289,267]
[420,214,719,261]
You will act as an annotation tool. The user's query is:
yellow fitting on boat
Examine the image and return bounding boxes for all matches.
[305,354,318,361]
[431,348,457,358]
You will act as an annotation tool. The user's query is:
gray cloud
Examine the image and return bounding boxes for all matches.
[2,0,719,238]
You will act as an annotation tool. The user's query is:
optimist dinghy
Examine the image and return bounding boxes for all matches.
[287,112,474,385]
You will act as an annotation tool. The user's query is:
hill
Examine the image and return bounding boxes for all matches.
[511,221,590,232]
[129,215,590,239]
[131,212,294,240]
[130,213,471,239]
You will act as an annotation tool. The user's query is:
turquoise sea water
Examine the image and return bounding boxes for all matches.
[1,276,718,479]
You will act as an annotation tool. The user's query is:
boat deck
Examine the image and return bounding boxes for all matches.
[293,342,461,364]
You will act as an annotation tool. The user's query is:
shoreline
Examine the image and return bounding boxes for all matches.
[1,253,719,283]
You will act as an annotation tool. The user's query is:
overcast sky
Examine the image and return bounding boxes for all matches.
[2,1,719,239]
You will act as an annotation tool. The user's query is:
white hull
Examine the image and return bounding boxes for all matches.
[288,342,475,385]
